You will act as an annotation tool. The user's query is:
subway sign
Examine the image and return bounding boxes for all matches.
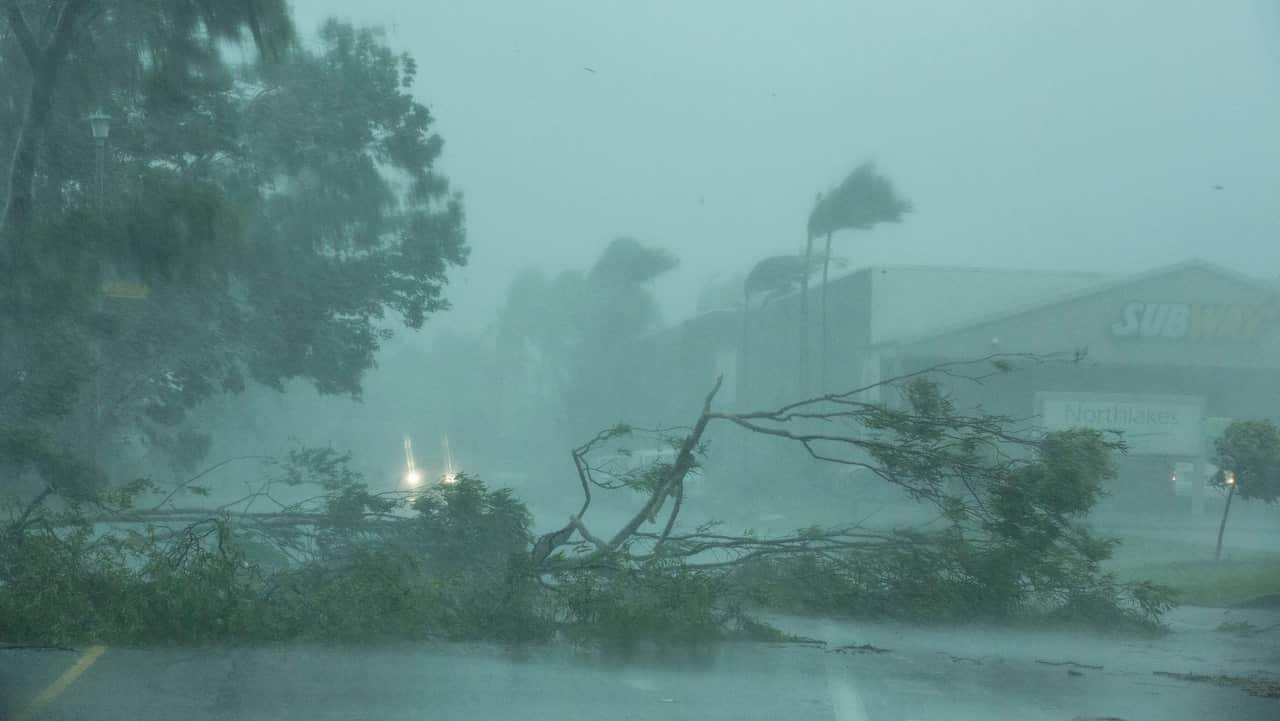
[1110,301,1279,341]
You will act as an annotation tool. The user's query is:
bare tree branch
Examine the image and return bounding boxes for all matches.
[600,375,722,554]
[151,455,275,511]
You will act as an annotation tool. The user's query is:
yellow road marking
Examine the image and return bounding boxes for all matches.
[9,645,107,721]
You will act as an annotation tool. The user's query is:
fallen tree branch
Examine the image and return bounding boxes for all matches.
[599,375,722,556]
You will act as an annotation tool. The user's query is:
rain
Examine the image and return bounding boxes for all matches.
[2,2,1279,720]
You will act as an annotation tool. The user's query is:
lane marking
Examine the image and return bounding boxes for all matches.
[826,671,870,721]
[9,645,107,721]
[822,620,869,721]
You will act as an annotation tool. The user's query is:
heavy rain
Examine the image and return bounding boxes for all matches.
[2,2,1280,720]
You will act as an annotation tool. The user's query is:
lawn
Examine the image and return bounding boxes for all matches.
[1104,535,1280,608]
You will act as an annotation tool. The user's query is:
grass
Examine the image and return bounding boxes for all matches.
[1104,535,1280,608]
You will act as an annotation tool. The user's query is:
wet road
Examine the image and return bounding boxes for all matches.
[2,607,1277,721]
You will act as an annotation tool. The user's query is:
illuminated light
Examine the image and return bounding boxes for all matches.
[402,435,420,487]
[440,435,458,484]
[1226,470,1236,486]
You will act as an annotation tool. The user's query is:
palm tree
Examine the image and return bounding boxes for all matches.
[799,193,822,392]
[806,162,912,391]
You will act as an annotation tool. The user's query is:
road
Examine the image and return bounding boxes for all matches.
[2,607,1277,721]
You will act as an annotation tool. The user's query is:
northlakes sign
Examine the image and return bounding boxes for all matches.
[1037,392,1204,456]
[1110,301,1280,341]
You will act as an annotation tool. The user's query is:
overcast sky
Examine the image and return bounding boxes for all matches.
[291,0,1280,339]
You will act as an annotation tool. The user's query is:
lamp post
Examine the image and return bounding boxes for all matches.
[88,109,110,217]
[86,109,111,467]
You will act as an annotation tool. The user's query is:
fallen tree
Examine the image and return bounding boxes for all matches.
[532,352,1176,634]
[0,353,1176,647]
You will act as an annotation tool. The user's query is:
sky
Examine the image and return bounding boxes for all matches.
[290,0,1280,341]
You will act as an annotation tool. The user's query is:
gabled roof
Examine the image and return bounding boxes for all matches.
[875,258,1278,349]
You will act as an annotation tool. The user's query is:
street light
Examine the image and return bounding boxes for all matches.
[88,109,110,214]
[86,109,112,467]
[88,109,111,141]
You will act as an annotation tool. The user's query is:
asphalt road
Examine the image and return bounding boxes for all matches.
[2,607,1277,721]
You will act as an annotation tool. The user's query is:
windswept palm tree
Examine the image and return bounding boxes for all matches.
[806,162,912,391]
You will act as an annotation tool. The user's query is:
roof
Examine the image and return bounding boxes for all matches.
[874,258,1279,349]
[863,264,1113,344]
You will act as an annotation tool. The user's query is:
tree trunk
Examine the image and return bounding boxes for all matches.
[1,1,91,282]
[799,233,813,394]
[819,231,833,392]
[1214,481,1236,561]
[2,66,53,285]
[739,290,750,469]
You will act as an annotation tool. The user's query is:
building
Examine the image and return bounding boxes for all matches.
[625,259,1280,517]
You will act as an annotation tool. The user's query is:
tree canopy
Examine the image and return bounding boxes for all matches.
[1212,419,1280,503]
[493,237,678,454]
[806,161,913,241]
[1,11,467,487]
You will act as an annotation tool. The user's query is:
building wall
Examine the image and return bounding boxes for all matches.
[886,263,1280,515]
[623,260,1279,516]
[895,263,1280,372]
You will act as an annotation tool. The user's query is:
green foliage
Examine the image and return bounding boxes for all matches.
[1212,419,1280,503]
[589,236,678,286]
[721,425,1172,633]
[494,237,678,446]
[556,563,729,645]
[0,461,548,646]
[743,255,812,303]
[807,162,913,240]
[1,12,467,491]
[1,366,1185,647]
[409,474,534,573]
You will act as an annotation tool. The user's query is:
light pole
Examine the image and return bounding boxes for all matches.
[88,109,110,218]
[86,108,111,467]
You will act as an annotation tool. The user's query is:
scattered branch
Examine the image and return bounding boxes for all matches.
[1036,659,1103,670]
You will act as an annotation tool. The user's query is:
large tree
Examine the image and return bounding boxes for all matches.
[494,237,677,454]
[0,0,293,260]
[1211,419,1280,560]
[0,0,292,487]
[0,17,468,490]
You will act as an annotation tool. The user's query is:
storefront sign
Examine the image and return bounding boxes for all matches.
[1110,301,1278,341]
[1036,392,1204,456]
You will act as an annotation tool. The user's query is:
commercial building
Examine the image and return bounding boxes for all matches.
[626,259,1280,517]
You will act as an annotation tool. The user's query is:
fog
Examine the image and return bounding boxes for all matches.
[161,0,1280,558]
[183,0,1280,504]
[294,0,1280,335]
